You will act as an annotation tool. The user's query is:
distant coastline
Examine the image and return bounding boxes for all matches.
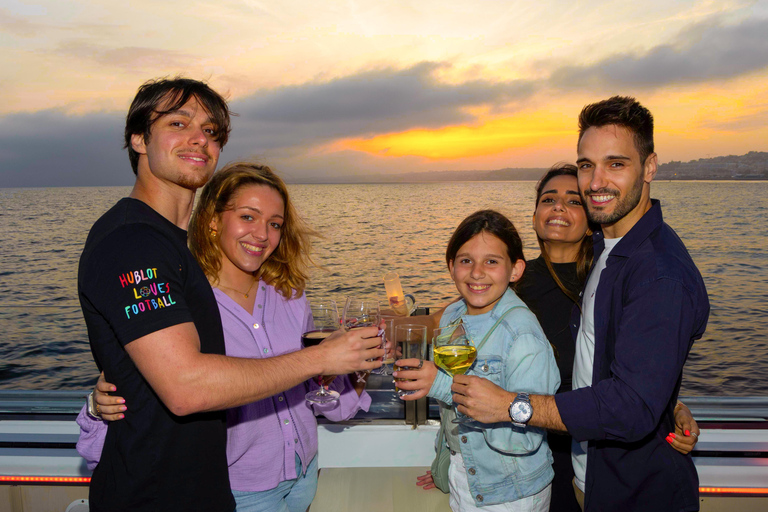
[295,151,768,184]
[2,152,767,188]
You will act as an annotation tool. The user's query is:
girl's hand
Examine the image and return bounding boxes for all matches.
[416,470,436,490]
[94,372,127,422]
[393,359,437,400]
[667,401,700,455]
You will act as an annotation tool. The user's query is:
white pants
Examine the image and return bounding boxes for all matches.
[448,452,551,512]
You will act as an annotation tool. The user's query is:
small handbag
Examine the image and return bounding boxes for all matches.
[430,420,451,493]
[428,305,526,493]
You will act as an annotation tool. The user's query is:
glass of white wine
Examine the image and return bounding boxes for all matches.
[433,323,477,424]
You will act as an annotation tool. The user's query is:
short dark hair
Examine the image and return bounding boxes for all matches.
[445,210,525,278]
[578,96,654,164]
[124,77,233,174]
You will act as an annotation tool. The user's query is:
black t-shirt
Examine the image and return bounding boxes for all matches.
[517,256,582,393]
[78,198,234,512]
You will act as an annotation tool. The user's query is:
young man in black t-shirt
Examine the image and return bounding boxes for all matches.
[79,78,386,512]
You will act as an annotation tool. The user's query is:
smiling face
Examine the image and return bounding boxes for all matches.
[210,184,285,283]
[131,96,221,191]
[576,124,657,238]
[534,174,589,248]
[448,231,525,315]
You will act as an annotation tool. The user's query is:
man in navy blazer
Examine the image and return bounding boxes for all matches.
[452,96,709,512]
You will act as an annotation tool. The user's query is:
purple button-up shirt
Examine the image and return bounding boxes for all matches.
[77,281,370,493]
[217,283,370,491]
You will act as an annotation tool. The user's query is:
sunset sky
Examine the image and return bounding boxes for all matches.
[2,0,768,186]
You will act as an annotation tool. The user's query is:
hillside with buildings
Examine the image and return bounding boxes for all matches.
[295,151,768,183]
[656,151,768,180]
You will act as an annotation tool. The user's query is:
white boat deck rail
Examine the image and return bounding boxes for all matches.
[1,391,767,511]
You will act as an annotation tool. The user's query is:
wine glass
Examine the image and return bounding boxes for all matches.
[342,297,381,383]
[433,323,477,423]
[392,324,428,397]
[304,299,341,404]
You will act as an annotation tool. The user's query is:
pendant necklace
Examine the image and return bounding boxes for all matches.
[218,278,258,298]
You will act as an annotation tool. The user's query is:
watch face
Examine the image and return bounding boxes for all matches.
[510,401,532,422]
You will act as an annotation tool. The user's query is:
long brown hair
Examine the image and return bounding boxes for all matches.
[534,163,594,304]
[188,161,317,298]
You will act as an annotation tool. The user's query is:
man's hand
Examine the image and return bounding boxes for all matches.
[316,325,384,376]
[451,374,513,424]
[393,359,437,400]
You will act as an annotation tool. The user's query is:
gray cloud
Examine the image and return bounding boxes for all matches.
[0,110,132,187]
[550,17,768,89]
[0,62,533,187]
[227,61,536,151]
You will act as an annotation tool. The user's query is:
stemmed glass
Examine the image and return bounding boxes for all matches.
[372,316,396,375]
[342,298,381,383]
[433,323,477,423]
[303,299,341,404]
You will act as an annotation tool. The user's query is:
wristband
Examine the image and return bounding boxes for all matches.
[86,391,102,420]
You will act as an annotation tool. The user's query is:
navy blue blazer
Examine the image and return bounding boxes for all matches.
[555,200,709,512]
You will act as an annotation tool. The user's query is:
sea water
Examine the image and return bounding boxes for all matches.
[0,181,766,395]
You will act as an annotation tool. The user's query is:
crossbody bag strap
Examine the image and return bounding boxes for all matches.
[474,305,527,353]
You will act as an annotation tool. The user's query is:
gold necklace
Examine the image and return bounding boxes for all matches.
[218,278,258,298]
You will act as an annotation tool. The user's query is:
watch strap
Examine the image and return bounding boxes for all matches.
[86,391,102,420]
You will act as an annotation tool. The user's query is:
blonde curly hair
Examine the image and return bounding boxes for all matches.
[188,161,317,298]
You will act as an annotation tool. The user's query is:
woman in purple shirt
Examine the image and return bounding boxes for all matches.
[77,162,370,512]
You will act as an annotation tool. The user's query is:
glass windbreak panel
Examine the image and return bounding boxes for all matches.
[0,306,95,390]
[355,373,404,419]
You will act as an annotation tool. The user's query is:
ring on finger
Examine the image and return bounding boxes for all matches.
[690,432,698,438]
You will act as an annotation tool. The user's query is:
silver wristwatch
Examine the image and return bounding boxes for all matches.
[509,392,532,427]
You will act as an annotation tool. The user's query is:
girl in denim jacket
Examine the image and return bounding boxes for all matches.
[397,210,560,511]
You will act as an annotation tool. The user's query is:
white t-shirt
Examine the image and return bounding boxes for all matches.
[571,236,622,492]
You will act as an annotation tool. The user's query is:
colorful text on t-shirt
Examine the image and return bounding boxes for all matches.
[118,268,176,319]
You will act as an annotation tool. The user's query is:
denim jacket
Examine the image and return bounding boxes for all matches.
[428,288,560,506]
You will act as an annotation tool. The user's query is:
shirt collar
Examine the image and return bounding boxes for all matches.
[593,199,663,258]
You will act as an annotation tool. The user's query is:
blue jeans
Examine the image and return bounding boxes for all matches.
[233,453,318,512]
